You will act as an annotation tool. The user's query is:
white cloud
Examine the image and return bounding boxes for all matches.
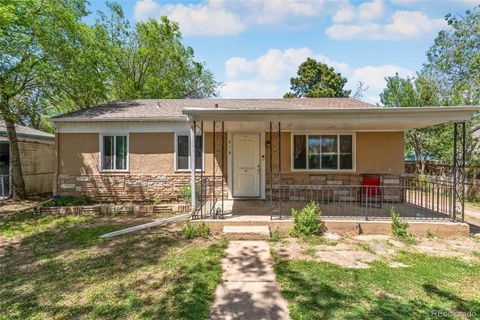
[225,48,348,83]
[134,0,245,36]
[392,0,478,6]
[332,5,356,23]
[327,10,446,40]
[358,0,385,21]
[221,80,286,98]
[251,0,325,24]
[133,0,333,36]
[134,0,161,21]
[349,64,414,103]
[221,47,414,104]
[333,0,384,23]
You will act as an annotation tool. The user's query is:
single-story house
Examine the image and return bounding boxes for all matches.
[0,120,55,198]
[50,98,478,221]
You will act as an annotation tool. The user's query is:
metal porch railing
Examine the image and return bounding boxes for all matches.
[270,178,455,221]
[192,178,224,219]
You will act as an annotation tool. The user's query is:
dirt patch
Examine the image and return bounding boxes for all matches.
[0,196,49,214]
[271,233,480,269]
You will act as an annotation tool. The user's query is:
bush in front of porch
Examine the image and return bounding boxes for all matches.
[291,201,324,237]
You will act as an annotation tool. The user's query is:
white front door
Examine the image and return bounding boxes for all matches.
[232,134,260,197]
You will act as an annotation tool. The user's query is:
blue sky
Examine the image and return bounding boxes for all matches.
[86,0,479,103]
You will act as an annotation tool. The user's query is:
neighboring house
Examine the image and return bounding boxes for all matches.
[50,98,477,219]
[0,120,55,198]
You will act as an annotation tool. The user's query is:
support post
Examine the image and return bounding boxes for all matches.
[269,122,273,219]
[190,122,196,211]
[462,122,466,222]
[221,121,225,218]
[278,122,281,220]
[213,121,216,217]
[200,121,204,219]
[453,121,466,222]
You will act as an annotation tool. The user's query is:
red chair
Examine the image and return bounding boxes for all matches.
[362,175,382,208]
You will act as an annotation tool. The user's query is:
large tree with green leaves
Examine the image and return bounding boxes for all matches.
[1,1,219,198]
[284,58,351,98]
[0,0,104,198]
[94,3,219,99]
[424,6,480,105]
[380,73,452,173]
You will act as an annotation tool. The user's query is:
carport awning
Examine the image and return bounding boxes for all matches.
[182,106,480,131]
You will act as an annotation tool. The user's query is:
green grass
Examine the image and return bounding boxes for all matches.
[0,214,226,319]
[0,211,91,237]
[274,251,480,320]
[356,242,375,254]
[466,200,480,208]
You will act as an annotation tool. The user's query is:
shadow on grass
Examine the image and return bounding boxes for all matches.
[0,216,225,320]
[274,253,480,320]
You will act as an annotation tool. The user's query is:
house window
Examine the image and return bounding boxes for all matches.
[176,134,203,170]
[101,134,128,171]
[292,134,354,170]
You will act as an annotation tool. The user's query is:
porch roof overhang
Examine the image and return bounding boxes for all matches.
[182,106,479,131]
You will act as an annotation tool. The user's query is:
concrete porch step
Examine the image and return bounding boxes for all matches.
[223,225,271,240]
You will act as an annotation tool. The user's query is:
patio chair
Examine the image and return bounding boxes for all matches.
[361,175,382,208]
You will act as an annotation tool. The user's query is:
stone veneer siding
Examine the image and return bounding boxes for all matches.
[58,172,401,202]
[58,174,228,202]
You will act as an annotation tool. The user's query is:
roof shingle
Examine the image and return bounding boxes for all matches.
[50,98,377,121]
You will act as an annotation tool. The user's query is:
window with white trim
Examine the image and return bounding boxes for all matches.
[292,134,353,170]
[101,134,128,171]
[176,134,203,170]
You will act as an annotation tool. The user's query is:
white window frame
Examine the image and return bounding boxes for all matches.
[99,133,129,172]
[290,132,356,172]
[174,132,205,172]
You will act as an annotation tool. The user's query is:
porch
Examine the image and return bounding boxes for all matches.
[194,178,454,221]
[183,105,477,223]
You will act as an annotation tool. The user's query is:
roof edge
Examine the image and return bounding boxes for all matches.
[49,116,188,123]
[182,106,480,114]
[0,132,54,141]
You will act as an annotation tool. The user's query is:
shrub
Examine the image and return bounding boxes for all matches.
[291,202,323,237]
[390,207,409,239]
[180,185,192,203]
[183,223,210,239]
[426,229,440,239]
[45,196,92,207]
[151,198,163,205]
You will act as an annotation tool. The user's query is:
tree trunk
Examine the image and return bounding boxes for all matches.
[5,120,27,199]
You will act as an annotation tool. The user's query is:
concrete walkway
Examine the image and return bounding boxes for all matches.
[209,241,291,320]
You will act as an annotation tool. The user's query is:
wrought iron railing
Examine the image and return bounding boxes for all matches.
[192,178,224,219]
[270,178,455,221]
[0,175,12,200]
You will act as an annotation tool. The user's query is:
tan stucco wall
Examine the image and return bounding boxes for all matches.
[356,132,404,175]
[57,132,228,176]
[57,131,404,178]
[129,133,174,174]
[58,133,100,175]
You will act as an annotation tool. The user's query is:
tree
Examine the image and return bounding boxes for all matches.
[424,6,480,105]
[380,73,453,173]
[0,0,102,198]
[423,6,480,168]
[284,58,351,98]
[95,3,219,100]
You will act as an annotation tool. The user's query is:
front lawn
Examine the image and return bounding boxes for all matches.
[0,212,226,319]
[273,251,480,319]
